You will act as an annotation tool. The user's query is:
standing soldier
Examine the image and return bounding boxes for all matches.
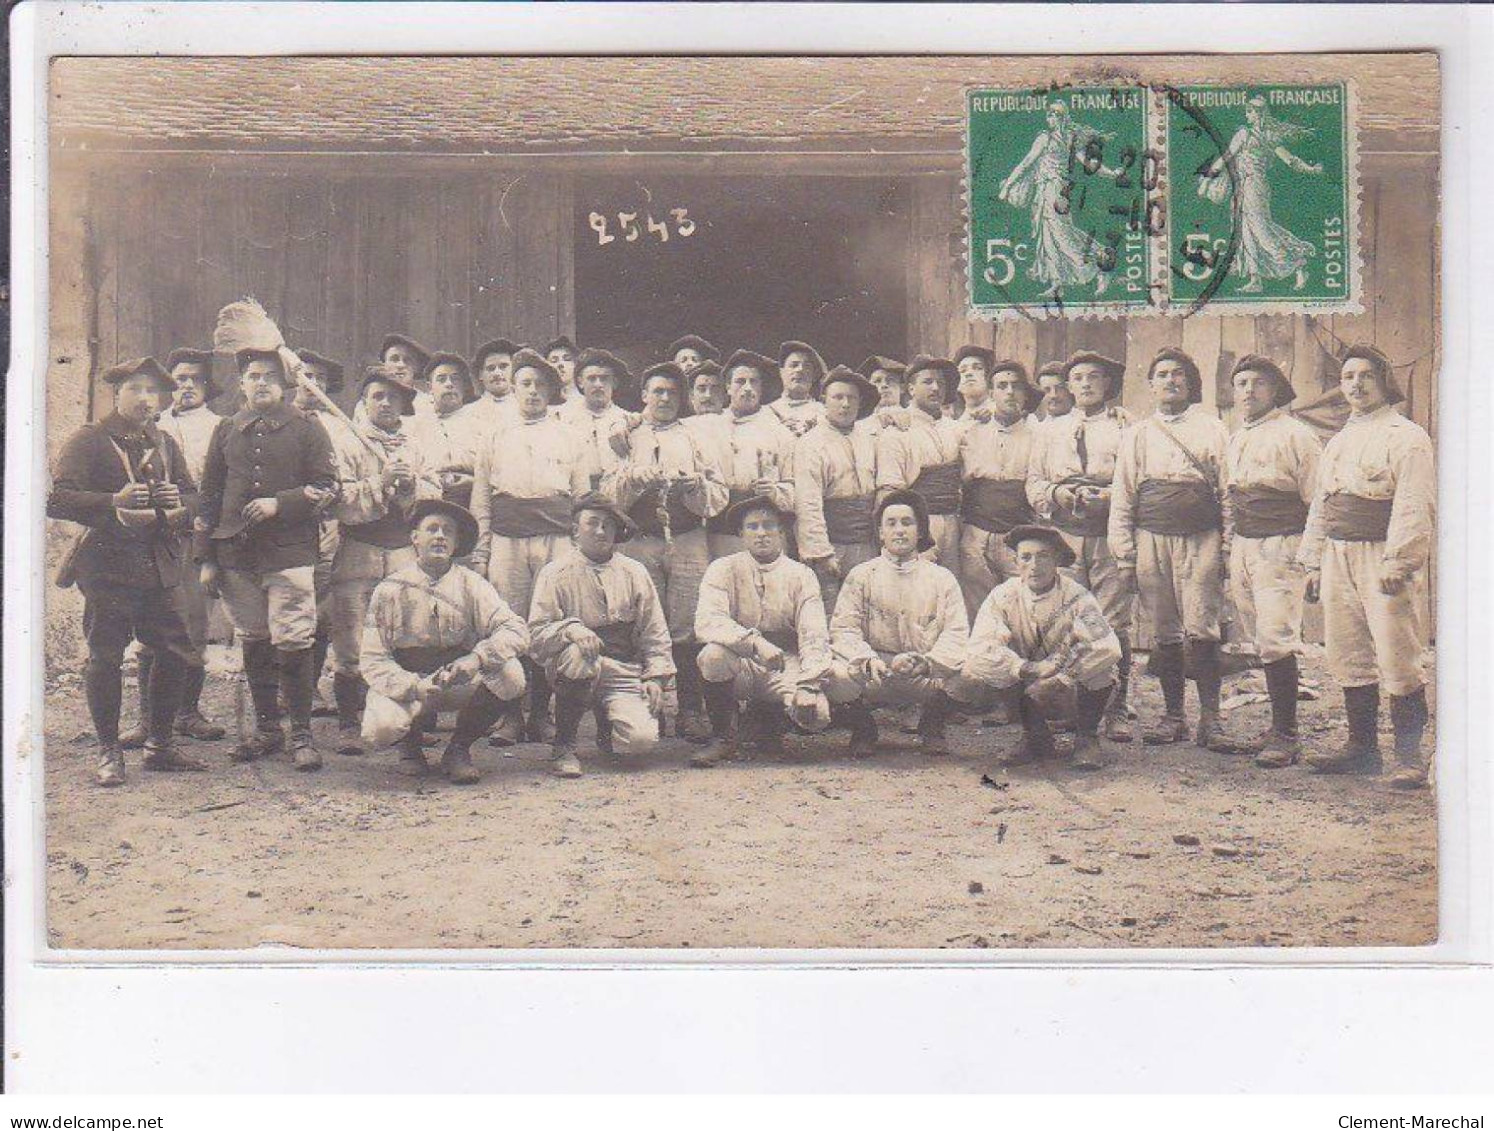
[465,337,521,433]
[1297,345,1435,789]
[859,356,908,415]
[529,494,675,779]
[794,366,882,610]
[353,334,434,425]
[1109,348,1232,750]
[559,348,638,492]
[196,347,339,770]
[951,345,998,437]
[769,340,829,437]
[694,496,833,767]
[1029,351,1136,742]
[877,355,963,571]
[1224,355,1322,768]
[963,525,1123,772]
[694,349,796,558]
[327,365,443,758]
[956,358,1042,618]
[147,346,227,743]
[668,334,721,377]
[469,349,589,743]
[49,357,205,785]
[686,360,727,419]
[544,336,580,404]
[358,499,530,783]
[291,348,347,715]
[825,490,976,757]
[1030,360,1077,427]
[601,362,729,742]
[407,352,481,510]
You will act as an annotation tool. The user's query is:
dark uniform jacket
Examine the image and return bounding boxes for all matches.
[47,413,196,590]
[194,401,338,572]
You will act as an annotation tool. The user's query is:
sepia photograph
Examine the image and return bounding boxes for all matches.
[38,49,1440,953]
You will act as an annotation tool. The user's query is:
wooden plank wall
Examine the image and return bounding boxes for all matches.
[84,168,575,413]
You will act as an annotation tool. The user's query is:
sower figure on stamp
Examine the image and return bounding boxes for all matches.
[963,525,1122,772]
[196,347,339,771]
[825,490,981,757]
[146,346,227,743]
[954,354,1043,619]
[693,496,833,768]
[1109,348,1233,750]
[468,349,589,745]
[1224,355,1322,768]
[327,365,442,758]
[49,357,206,786]
[406,352,481,511]
[769,341,829,437]
[694,349,796,559]
[1029,351,1137,742]
[876,356,964,572]
[1297,345,1435,789]
[291,348,347,717]
[794,366,882,611]
[600,362,729,743]
[528,494,675,779]
[557,348,638,492]
[359,500,529,784]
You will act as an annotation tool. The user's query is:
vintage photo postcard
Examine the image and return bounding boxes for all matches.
[38,50,1440,953]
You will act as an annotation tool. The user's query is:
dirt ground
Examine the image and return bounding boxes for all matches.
[41,646,1436,951]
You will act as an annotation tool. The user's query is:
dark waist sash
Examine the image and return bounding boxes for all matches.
[488,494,572,539]
[760,628,800,655]
[392,644,469,674]
[910,462,962,516]
[593,621,640,664]
[824,495,876,546]
[1323,493,1394,542]
[1135,479,1221,535]
[961,478,1033,535]
[706,489,755,535]
[1051,476,1112,538]
[1230,485,1309,539]
[627,485,703,539]
[344,511,413,550]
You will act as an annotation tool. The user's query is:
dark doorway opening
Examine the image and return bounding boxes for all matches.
[574,174,910,374]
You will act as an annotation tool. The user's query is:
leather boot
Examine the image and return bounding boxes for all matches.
[1188,638,1239,752]
[1308,683,1383,774]
[176,664,226,741]
[521,659,554,743]
[119,649,153,749]
[443,687,504,784]
[593,704,614,756]
[837,700,879,757]
[1002,694,1058,766]
[672,643,712,743]
[1387,688,1430,789]
[1072,682,1112,771]
[488,695,524,749]
[142,735,207,772]
[236,640,285,762]
[1143,642,1189,745]
[550,677,589,778]
[1255,656,1302,768]
[95,742,126,787]
[692,678,738,768]
[333,671,366,757]
[1103,640,1135,742]
[310,622,337,716]
[747,702,789,756]
[279,647,322,771]
[398,708,434,775]
[917,690,955,756]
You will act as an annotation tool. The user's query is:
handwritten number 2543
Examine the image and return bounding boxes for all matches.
[590,208,696,246]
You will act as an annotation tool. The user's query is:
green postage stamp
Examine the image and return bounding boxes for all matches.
[965,81,1359,319]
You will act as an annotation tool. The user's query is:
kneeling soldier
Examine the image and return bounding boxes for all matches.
[963,526,1122,772]
[49,357,205,785]
[198,347,339,770]
[528,494,676,779]
[694,496,833,768]
[826,489,976,756]
[359,500,529,783]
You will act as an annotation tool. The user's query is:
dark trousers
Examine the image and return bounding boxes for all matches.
[80,580,195,746]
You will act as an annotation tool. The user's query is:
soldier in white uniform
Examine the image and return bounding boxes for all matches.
[406,352,482,510]
[1223,355,1322,768]
[1297,345,1435,788]
[876,356,963,572]
[468,349,588,742]
[1110,348,1232,750]
[963,525,1122,772]
[1030,360,1076,426]
[1028,351,1136,741]
[601,362,730,742]
[529,494,676,779]
[794,366,882,610]
[464,337,521,433]
[558,348,639,492]
[858,355,908,415]
[769,340,829,437]
[352,333,436,425]
[544,336,580,404]
[693,496,833,767]
[668,334,721,377]
[825,489,979,757]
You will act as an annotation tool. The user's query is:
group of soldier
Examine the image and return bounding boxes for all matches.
[48,326,1435,792]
